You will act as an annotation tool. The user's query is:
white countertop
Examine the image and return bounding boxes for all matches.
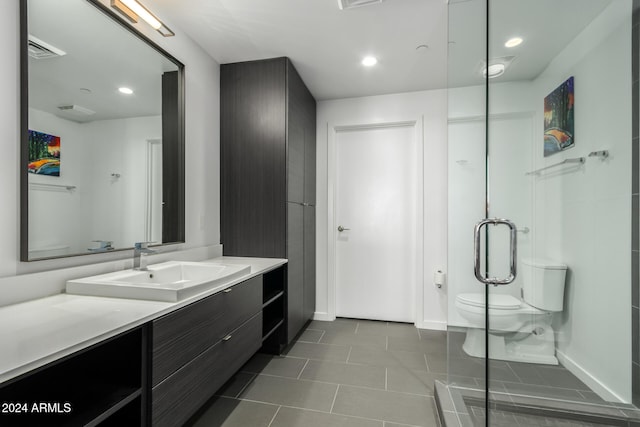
[0,256,286,384]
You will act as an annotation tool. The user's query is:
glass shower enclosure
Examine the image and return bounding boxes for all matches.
[441,0,638,425]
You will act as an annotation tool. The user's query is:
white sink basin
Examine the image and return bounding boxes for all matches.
[66,261,251,302]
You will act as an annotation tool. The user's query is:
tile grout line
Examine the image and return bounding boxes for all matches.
[330,384,340,413]
[318,330,326,343]
[424,353,431,372]
[355,322,360,334]
[386,335,389,351]
[266,405,281,427]
[297,359,310,380]
[234,372,258,398]
[505,362,524,384]
[385,367,388,391]
[346,346,353,363]
[243,400,422,427]
[248,372,434,398]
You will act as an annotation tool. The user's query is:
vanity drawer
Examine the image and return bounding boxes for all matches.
[219,275,262,333]
[152,312,262,427]
[151,275,263,386]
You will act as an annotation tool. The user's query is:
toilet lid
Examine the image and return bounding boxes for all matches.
[457,293,521,310]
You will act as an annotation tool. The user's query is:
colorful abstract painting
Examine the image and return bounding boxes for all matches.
[28,130,60,176]
[544,76,575,157]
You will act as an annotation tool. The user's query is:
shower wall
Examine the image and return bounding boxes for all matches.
[448,1,632,402]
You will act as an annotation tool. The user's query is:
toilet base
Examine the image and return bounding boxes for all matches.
[462,327,558,365]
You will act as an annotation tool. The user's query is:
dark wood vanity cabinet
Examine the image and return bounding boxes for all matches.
[221,57,317,346]
[0,268,286,427]
[150,276,263,427]
[0,327,146,427]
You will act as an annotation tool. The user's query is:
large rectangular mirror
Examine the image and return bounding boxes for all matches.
[21,0,185,261]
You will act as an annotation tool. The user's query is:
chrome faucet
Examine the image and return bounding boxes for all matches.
[133,242,156,271]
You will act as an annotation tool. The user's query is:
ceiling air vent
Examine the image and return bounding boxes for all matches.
[338,0,383,10]
[28,35,66,60]
[58,105,96,116]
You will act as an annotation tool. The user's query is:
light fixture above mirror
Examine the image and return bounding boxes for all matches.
[111,0,174,37]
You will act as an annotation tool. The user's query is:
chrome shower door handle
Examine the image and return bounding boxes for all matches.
[337,225,350,232]
[473,218,517,286]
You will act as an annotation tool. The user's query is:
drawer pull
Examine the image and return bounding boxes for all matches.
[223,288,232,293]
[222,334,232,341]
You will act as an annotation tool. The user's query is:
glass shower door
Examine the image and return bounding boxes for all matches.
[484,0,633,425]
[448,0,635,425]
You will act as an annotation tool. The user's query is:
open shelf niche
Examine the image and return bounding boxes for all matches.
[0,327,146,426]
[261,266,287,354]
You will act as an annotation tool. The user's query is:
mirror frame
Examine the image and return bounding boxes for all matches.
[19,0,185,261]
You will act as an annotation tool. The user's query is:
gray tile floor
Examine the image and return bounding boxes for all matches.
[187,319,611,427]
[188,318,443,427]
[445,331,608,406]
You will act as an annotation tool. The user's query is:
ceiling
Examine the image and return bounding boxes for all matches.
[448,0,612,88]
[27,0,617,120]
[148,0,448,100]
[29,0,178,123]
[147,0,614,100]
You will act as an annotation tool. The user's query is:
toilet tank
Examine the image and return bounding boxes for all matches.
[522,258,567,312]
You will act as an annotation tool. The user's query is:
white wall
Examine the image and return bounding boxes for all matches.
[447,82,536,327]
[448,1,632,402]
[532,2,632,402]
[316,89,448,330]
[28,109,91,256]
[0,0,221,305]
[84,115,162,249]
[28,109,162,254]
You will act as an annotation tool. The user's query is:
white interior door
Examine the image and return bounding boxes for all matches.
[335,125,416,322]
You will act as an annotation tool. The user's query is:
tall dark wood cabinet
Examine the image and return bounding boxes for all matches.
[221,57,316,346]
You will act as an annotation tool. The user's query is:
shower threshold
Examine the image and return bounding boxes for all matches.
[434,381,640,427]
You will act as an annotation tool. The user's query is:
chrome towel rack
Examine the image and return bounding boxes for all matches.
[525,157,585,176]
[29,182,76,190]
[525,150,608,176]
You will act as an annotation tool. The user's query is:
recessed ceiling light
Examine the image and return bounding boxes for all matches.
[362,56,377,67]
[118,87,134,95]
[505,37,523,48]
[483,63,505,79]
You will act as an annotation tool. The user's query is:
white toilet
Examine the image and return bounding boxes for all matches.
[455,258,567,365]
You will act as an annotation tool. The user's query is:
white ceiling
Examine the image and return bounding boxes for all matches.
[148,0,449,100]
[28,0,617,119]
[448,0,612,88]
[29,0,178,123]
[148,0,614,100]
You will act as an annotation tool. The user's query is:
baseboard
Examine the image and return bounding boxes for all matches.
[418,320,447,331]
[556,349,627,403]
[312,312,335,321]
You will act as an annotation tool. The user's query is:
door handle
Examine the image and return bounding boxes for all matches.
[473,218,517,286]
[337,225,350,232]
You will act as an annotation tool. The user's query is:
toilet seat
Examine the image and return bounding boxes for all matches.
[456,293,521,310]
[456,293,545,315]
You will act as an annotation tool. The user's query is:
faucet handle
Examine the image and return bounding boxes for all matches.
[134,242,155,250]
